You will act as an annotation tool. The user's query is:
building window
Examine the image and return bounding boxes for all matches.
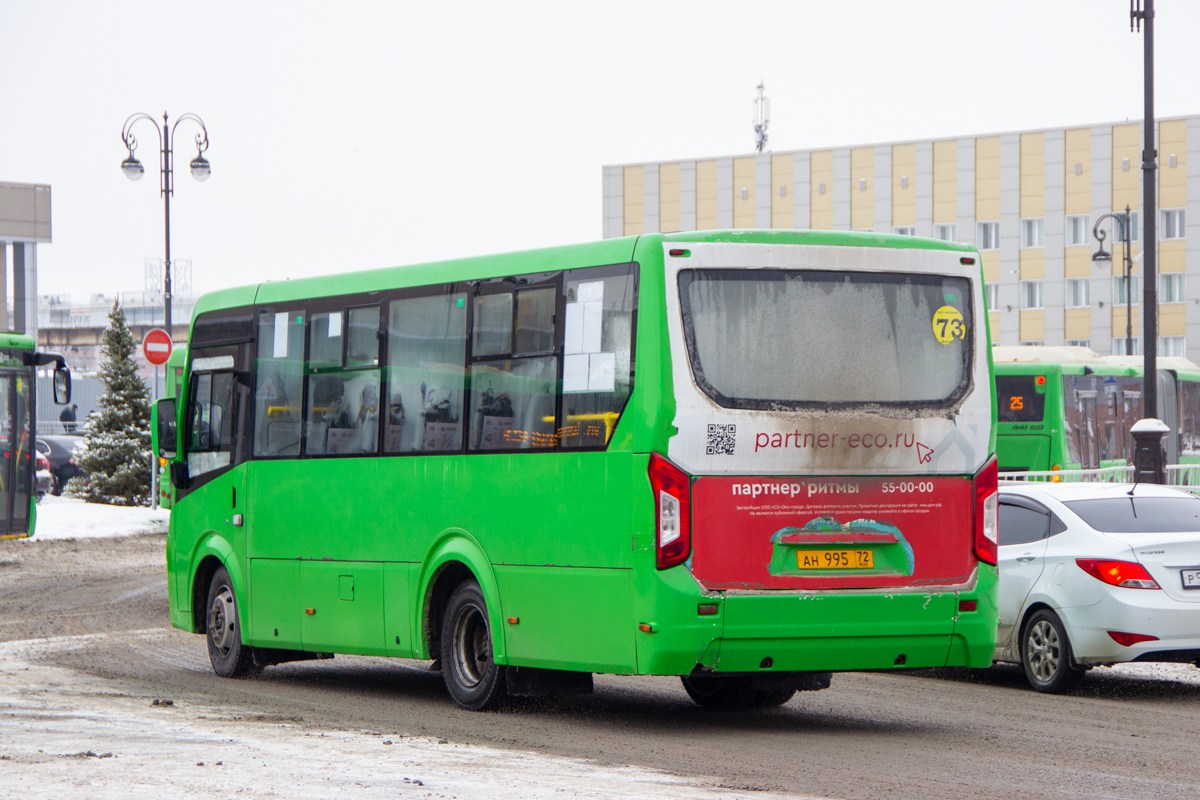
[985,283,999,312]
[1160,336,1186,357]
[1113,276,1141,306]
[1020,280,1044,310]
[1065,339,1091,348]
[1161,208,1186,240]
[1113,337,1140,356]
[1065,278,1090,308]
[1066,215,1091,247]
[1161,273,1186,304]
[893,226,916,236]
[1018,341,1045,346]
[1116,210,1139,243]
[934,223,957,242]
[1020,218,1044,249]
[977,221,1000,251]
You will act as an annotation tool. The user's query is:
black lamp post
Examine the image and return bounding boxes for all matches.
[1092,206,1135,356]
[1131,0,1158,425]
[120,111,211,334]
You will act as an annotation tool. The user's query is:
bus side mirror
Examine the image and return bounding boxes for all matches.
[156,398,177,458]
[53,366,71,405]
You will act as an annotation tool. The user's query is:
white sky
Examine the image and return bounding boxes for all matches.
[2,0,1198,301]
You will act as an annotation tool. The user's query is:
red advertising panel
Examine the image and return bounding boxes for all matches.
[691,475,975,592]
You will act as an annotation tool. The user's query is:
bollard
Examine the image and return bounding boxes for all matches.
[1130,418,1169,485]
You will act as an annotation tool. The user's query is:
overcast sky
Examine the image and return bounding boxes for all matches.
[2,1,1198,302]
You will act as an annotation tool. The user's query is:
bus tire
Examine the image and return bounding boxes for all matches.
[440,581,506,711]
[205,566,257,678]
[1020,608,1083,694]
[680,676,795,709]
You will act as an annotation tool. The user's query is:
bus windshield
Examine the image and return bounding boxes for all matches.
[996,375,1046,422]
[678,269,972,409]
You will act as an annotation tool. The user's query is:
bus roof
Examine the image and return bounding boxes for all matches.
[1103,355,1200,377]
[193,229,980,316]
[0,333,37,350]
[992,345,1105,365]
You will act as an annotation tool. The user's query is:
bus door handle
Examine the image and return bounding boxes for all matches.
[232,514,244,527]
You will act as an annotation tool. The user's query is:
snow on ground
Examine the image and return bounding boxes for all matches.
[29,494,169,540]
[0,631,817,800]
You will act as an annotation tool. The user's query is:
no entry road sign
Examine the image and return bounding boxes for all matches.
[142,328,173,366]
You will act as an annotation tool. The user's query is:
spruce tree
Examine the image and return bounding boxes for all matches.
[67,301,153,505]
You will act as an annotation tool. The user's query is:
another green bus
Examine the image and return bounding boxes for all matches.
[0,333,71,540]
[994,345,1200,474]
[152,345,188,509]
[157,230,998,710]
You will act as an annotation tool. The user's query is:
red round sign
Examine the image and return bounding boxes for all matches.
[142,328,173,366]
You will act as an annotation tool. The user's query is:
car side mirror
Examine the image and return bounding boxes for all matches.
[53,366,71,405]
[155,398,177,458]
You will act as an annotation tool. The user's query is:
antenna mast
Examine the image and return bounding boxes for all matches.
[753,82,770,152]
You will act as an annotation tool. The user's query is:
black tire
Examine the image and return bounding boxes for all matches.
[440,581,506,711]
[1020,608,1083,693]
[205,566,257,678]
[680,676,796,709]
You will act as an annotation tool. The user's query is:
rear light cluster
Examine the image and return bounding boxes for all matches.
[1076,559,1161,590]
[648,453,691,570]
[1107,631,1160,646]
[973,457,998,566]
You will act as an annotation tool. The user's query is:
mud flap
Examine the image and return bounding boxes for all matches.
[252,648,334,668]
[506,666,594,696]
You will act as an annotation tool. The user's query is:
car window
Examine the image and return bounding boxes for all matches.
[999,503,1050,546]
[1063,496,1200,533]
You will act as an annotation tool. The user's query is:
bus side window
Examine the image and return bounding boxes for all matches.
[253,310,306,457]
[385,289,467,453]
[305,310,380,456]
[188,370,234,478]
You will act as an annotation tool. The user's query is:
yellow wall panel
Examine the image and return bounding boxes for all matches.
[1064,309,1090,340]
[1160,239,1187,273]
[933,140,957,224]
[1160,119,1188,209]
[1112,124,1139,213]
[810,151,833,230]
[1020,133,1045,219]
[1020,310,1045,342]
[1064,128,1091,216]
[975,136,1000,222]
[851,147,873,229]
[623,166,644,236]
[771,154,794,228]
[659,162,680,233]
[1112,306,1140,336]
[1160,304,1187,336]
[1020,249,1045,280]
[981,251,999,283]
[892,144,916,227]
[696,160,718,231]
[1064,248,1092,278]
[989,313,999,344]
[733,157,755,228]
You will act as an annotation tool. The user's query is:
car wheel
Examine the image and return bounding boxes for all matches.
[1020,608,1083,693]
[680,676,796,709]
[205,567,257,678]
[440,581,506,711]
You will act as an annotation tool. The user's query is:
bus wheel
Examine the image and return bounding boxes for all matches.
[440,581,507,711]
[1020,609,1083,694]
[680,676,795,709]
[205,567,257,678]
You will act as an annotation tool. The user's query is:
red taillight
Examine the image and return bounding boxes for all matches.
[1107,631,1160,646]
[1076,559,1161,589]
[648,453,691,570]
[973,456,999,566]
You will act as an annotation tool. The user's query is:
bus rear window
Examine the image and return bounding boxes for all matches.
[997,375,1046,422]
[678,269,973,409]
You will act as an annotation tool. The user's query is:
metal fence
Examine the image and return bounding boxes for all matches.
[35,375,103,436]
[1000,464,1200,496]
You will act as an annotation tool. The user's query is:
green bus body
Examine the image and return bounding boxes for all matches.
[151,345,188,509]
[0,333,70,539]
[994,346,1200,473]
[165,230,998,694]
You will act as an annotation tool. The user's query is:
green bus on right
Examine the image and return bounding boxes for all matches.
[993,345,1200,475]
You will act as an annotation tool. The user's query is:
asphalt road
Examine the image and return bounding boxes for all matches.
[3,534,1200,800]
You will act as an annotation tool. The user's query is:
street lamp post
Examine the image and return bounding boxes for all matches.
[1092,206,1135,356]
[120,111,211,334]
[1131,0,1158,424]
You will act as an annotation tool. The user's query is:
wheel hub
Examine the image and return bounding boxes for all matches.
[208,586,237,657]
[1027,619,1061,682]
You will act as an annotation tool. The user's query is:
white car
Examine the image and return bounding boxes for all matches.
[996,482,1200,692]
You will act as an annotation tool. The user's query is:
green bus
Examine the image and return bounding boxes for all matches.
[0,332,71,540]
[994,345,1200,474]
[152,345,188,509]
[156,230,998,710]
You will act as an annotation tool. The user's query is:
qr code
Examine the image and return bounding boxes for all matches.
[706,423,736,455]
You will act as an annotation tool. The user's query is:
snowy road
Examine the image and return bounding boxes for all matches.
[3,514,1200,799]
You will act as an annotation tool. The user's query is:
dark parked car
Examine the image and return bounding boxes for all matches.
[35,435,87,495]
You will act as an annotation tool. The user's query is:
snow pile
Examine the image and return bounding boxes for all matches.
[30,495,169,540]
